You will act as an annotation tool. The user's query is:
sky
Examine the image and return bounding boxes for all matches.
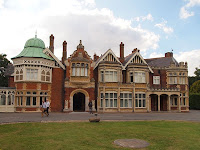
[0,0,199,76]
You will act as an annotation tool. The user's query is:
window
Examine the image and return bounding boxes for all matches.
[16,69,23,81]
[104,71,117,82]
[46,71,50,81]
[41,70,45,81]
[100,71,104,82]
[179,77,186,84]
[169,77,177,84]
[104,92,117,108]
[120,93,132,108]
[134,72,145,83]
[181,93,186,106]
[130,72,133,82]
[100,93,103,107]
[71,63,88,76]
[72,63,75,76]
[170,97,177,106]
[0,95,6,105]
[26,97,30,106]
[32,92,36,106]
[153,76,160,84]
[7,95,11,105]
[135,93,146,108]
[26,69,38,80]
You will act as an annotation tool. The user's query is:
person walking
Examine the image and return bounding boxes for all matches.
[88,101,93,114]
[41,100,48,117]
[46,99,50,116]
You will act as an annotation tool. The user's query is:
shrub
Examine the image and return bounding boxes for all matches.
[189,93,200,110]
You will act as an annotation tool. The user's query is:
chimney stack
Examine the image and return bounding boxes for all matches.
[49,34,54,53]
[93,53,99,61]
[62,41,67,64]
[165,52,173,57]
[120,42,124,63]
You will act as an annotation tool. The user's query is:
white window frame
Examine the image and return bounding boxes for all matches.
[179,77,186,84]
[120,92,132,108]
[153,76,160,84]
[170,96,178,106]
[135,93,146,108]
[104,70,118,82]
[101,92,117,108]
[26,69,38,80]
[134,72,146,83]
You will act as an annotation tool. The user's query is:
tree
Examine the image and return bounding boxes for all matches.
[0,54,11,87]
[190,80,200,93]
[194,67,200,77]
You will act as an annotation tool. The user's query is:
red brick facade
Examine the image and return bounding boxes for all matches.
[51,68,64,112]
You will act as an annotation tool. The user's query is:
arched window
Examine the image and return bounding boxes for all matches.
[46,71,50,81]
[0,95,6,105]
[41,70,45,81]
[7,95,11,105]
[16,70,19,80]
[20,69,23,80]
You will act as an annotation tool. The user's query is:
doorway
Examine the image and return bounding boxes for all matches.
[73,92,85,111]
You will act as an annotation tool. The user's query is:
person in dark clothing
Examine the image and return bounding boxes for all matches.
[88,101,93,114]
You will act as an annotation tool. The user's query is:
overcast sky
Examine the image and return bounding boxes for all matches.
[0,0,199,76]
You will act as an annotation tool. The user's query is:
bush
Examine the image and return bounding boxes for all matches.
[189,93,200,110]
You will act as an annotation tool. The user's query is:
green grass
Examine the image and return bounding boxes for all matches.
[0,121,200,150]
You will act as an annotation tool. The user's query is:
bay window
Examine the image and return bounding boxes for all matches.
[26,69,38,80]
[104,71,117,82]
[71,63,88,76]
[134,72,145,83]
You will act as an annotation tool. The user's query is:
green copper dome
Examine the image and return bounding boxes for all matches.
[24,37,45,49]
[12,36,53,60]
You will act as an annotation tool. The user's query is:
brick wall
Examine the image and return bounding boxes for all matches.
[51,68,64,112]
[8,76,15,87]
[149,69,167,88]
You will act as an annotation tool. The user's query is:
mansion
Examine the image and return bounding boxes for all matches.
[0,34,189,112]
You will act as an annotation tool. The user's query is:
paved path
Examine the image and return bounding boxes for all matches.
[0,110,200,124]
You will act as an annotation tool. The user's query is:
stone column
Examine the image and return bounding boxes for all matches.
[117,87,120,112]
[103,86,105,112]
[158,95,160,111]
[178,96,181,112]
[147,95,150,112]
[168,95,171,111]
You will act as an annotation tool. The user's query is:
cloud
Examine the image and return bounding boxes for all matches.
[179,7,194,19]
[133,13,154,22]
[179,0,200,19]
[149,52,163,58]
[155,20,173,34]
[0,0,4,8]
[174,49,200,76]
[0,0,160,61]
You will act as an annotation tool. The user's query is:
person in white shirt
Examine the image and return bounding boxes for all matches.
[46,99,50,116]
[41,100,48,117]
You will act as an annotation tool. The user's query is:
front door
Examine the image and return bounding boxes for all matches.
[73,92,85,112]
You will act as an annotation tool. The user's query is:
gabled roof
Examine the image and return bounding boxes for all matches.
[145,57,179,68]
[43,48,65,70]
[123,51,153,73]
[94,49,122,69]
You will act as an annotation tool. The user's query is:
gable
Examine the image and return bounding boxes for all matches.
[124,52,153,73]
[94,49,122,69]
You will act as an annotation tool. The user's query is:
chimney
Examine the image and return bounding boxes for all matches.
[120,42,124,63]
[93,53,99,61]
[62,41,67,64]
[132,48,139,53]
[49,34,54,53]
[165,52,173,57]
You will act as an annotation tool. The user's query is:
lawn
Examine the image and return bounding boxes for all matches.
[0,121,200,150]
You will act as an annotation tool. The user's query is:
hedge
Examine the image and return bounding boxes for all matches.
[189,93,200,110]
